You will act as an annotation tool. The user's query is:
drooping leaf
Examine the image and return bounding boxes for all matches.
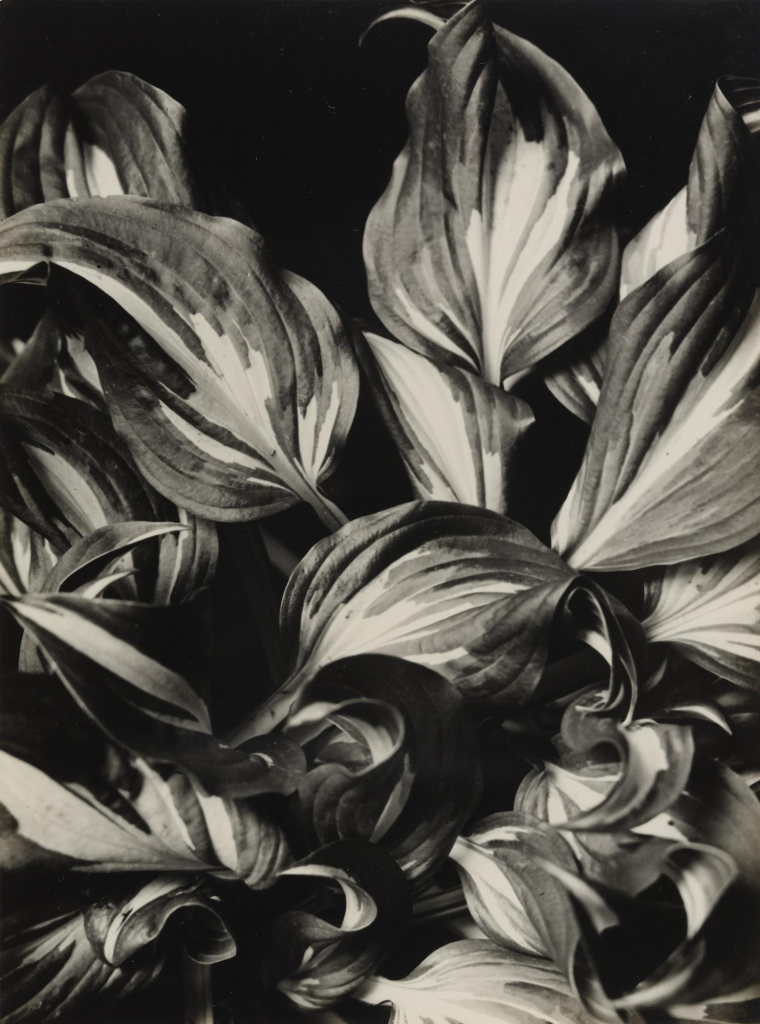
[0,675,291,885]
[0,874,234,1024]
[363,0,624,386]
[0,198,359,529]
[0,593,306,798]
[260,840,410,1010]
[552,233,759,571]
[286,654,481,890]
[357,329,533,513]
[357,939,603,1024]
[643,535,760,687]
[243,501,642,736]
[0,71,241,219]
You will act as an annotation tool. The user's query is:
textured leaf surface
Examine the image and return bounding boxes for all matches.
[0,198,358,527]
[358,940,601,1024]
[358,330,533,513]
[364,0,624,385]
[643,536,760,687]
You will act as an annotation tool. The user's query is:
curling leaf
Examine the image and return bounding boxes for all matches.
[0,198,358,529]
[363,0,624,386]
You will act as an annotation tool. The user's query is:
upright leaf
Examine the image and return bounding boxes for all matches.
[0,198,359,528]
[363,0,624,385]
[357,329,533,513]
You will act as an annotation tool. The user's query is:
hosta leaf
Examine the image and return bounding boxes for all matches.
[552,232,759,571]
[543,326,607,425]
[357,939,602,1024]
[0,510,55,596]
[0,676,291,885]
[450,812,619,1019]
[246,501,642,735]
[260,840,410,1010]
[0,874,234,1024]
[643,535,760,687]
[357,329,533,513]
[363,0,624,386]
[0,197,358,528]
[286,655,481,890]
[0,71,239,218]
[0,386,218,604]
[0,593,306,798]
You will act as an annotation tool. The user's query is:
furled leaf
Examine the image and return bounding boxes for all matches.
[356,329,533,513]
[0,198,358,528]
[642,535,760,687]
[0,386,218,604]
[0,675,291,885]
[244,500,643,736]
[0,593,306,798]
[0,874,234,1024]
[357,939,602,1024]
[363,0,624,386]
[0,71,240,219]
[286,654,481,890]
[552,232,759,571]
[260,840,410,1010]
[450,812,619,1019]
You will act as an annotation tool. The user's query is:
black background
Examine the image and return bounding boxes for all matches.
[1,2,759,1022]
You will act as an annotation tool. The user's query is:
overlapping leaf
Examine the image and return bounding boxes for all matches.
[285,654,481,890]
[643,535,760,687]
[356,329,533,513]
[0,198,358,528]
[244,501,642,735]
[1,875,234,1024]
[356,940,602,1024]
[0,593,306,798]
[259,841,410,1010]
[0,71,236,218]
[0,675,291,885]
[363,0,624,386]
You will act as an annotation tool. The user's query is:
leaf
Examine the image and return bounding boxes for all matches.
[286,654,481,890]
[0,593,306,799]
[0,510,55,596]
[552,231,759,571]
[642,535,760,687]
[0,197,359,529]
[363,0,624,386]
[356,328,534,513]
[450,812,619,1019]
[357,939,603,1024]
[0,874,234,1024]
[0,386,218,604]
[0,675,291,885]
[0,71,241,218]
[260,840,410,1010]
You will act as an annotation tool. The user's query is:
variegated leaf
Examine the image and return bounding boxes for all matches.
[357,330,533,513]
[363,0,624,386]
[0,198,358,529]
[260,841,410,1010]
[0,386,218,604]
[286,654,481,891]
[552,233,759,571]
[544,76,760,424]
[357,940,602,1024]
[0,676,291,885]
[643,535,760,687]
[0,875,234,1024]
[0,592,306,798]
[0,71,240,219]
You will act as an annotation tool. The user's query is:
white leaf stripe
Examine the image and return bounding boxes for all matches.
[361,331,533,513]
[643,536,760,685]
[0,197,358,527]
[364,0,624,385]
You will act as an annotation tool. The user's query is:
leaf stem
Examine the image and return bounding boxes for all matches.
[182,955,214,1024]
